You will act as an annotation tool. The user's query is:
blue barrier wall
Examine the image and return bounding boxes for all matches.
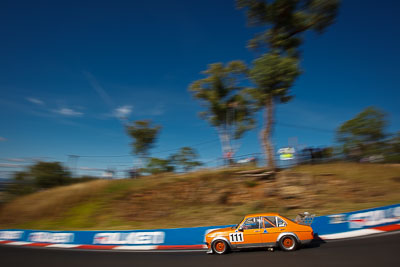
[1,203,399,246]
[311,203,400,235]
[0,226,233,246]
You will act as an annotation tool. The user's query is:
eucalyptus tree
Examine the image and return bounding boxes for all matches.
[146,157,174,175]
[237,0,340,57]
[189,61,255,160]
[337,107,387,159]
[237,0,340,168]
[248,53,300,168]
[126,120,161,165]
[170,147,202,172]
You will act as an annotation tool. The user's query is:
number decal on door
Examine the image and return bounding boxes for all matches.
[229,232,244,242]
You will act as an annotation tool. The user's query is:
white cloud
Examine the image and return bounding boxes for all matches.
[0,136,6,142]
[83,71,114,108]
[149,104,165,116]
[0,163,23,168]
[4,158,25,162]
[114,105,133,118]
[133,104,166,117]
[55,108,83,117]
[79,166,105,171]
[26,97,44,105]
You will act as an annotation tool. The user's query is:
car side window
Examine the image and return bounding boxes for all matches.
[277,217,287,227]
[241,217,260,230]
[262,217,275,228]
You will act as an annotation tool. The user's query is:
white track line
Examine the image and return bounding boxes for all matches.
[46,244,81,248]
[113,245,157,250]
[320,229,383,240]
[6,241,32,246]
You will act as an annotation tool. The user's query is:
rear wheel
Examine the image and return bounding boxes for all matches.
[212,240,229,254]
[279,235,298,251]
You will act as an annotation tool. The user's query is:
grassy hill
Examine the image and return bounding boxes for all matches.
[0,163,399,230]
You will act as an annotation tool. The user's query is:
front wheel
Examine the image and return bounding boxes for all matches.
[279,235,298,251]
[212,240,229,254]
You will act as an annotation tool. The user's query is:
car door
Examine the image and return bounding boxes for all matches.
[261,216,285,245]
[234,216,262,248]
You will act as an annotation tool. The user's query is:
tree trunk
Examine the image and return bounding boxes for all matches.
[261,97,276,169]
[218,127,232,166]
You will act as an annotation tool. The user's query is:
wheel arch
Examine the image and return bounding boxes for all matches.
[276,232,300,243]
[211,236,232,249]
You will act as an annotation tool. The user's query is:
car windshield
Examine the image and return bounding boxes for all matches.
[233,218,245,229]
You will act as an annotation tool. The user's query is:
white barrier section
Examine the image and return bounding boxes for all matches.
[93,232,165,245]
[0,231,23,240]
[28,232,74,243]
[348,206,400,229]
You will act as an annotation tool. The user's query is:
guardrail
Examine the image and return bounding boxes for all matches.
[0,203,399,250]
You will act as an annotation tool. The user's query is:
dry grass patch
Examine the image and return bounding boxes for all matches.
[1,163,399,230]
[0,180,110,226]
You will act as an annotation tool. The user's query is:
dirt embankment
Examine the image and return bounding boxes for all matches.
[0,163,399,230]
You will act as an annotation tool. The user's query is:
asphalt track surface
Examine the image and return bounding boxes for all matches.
[1,232,399,267]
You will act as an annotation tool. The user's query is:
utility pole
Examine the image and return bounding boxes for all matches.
[67,155,79,178]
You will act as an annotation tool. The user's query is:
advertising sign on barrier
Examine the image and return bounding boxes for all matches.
[0,230,24,240]
[93,232,165,245]
[311,203,400,236]
[0,204,399,248]
[28,232,74,243]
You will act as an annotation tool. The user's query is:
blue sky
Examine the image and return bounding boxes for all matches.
[0,0,399,178]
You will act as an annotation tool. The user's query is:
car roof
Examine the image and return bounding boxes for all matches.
[244,212,281,217]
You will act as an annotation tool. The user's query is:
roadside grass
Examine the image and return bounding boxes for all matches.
[0,163,399,230]
[0,180,110,227]
[290,162,400,215]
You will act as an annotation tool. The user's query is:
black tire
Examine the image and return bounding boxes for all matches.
[279,235,298,251]
[212,240,229,254]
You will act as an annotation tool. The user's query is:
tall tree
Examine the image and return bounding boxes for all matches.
[189,61,255,159]
[238,0,340,168]
[7,171,36,196]
[126,120,161,165]
[237,0,340,57]
[170,147,203,172]
[30,161,71,189]
[389,131,400,154]
[145,157,174,175]
[385,131,400,163]
[248,53,300,168]
[337,107,387,159]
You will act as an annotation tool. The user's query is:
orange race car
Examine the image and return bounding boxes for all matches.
[205,212,314,254]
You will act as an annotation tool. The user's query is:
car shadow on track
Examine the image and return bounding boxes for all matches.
[250,236,325,253]
[217,237,325,255]
[302,235,326,250]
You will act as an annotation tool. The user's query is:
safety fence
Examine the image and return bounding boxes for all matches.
[0,203,399,250]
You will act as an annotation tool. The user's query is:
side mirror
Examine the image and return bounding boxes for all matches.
[238,227,244,232]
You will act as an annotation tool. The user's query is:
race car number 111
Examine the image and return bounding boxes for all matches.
[229,232,243,242]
